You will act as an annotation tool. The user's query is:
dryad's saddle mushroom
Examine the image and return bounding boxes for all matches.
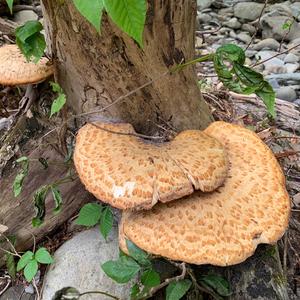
[120,121,290,266]
[0,44,54,85]
[74,122,229,210]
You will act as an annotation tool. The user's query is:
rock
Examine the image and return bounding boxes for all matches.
[275,86,297,102]
[197,12,212,25]
[197,0,213,10]
[241,24,256,35]
[291,3,300,21]
[0,285,34,300]
[256,51,286,74]
[253,38,280,51]
[285,63,299,73]
[234,2,264,21]
[223,17,241,29]
[294,99,300,106]
[245,50,258,58]
[268,79,280,89]
[42,227,132,300]
[13,10,38,25]
[236,32,251,44]
[195,36,203,48]
[284,53,299,63]
[261,15,300,42]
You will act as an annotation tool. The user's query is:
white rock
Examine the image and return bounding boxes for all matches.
[223,17,241,29]
[42,227,132,300]
[285,63,299,73]
[13,10,38,24]
[284,53,299,63]
[275,86,297,102]
[253,39,280,51]
[197,0,213,10]
[236,32,251,44]
[234,2,264,21]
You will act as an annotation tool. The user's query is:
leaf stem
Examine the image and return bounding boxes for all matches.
[79,291,120,299]
[171,54,214,73]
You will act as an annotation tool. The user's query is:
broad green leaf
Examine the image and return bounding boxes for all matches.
[50,81,64,94]
[32,186,49,227]
[50,94,66,117]
[35,247,54,264]
[100,206,113,239]
[102,256,141,283]
[75,203,102,226]
[141,269,160,287]
[166,279,192,300]
[73,0,104,32]
[103,0,147,47]
[6,0,14,14]
[200,275,231,297]
[15,21,46,62]
[24,259,38,282]
[13,157,29,197]
[126,240,151,267]
[17,251,34,271]
[51,186,63,214]
[130,284,140,300]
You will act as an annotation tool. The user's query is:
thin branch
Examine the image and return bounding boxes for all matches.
[32,278,40,300]
[0,234,21,258]
[245,0,268,50]
[79,291,120,299]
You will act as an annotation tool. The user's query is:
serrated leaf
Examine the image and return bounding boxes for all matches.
[141,269,160,287]
[51,186,63,214]
[102,256,141,283]
[75,203,102,227]
[5,0,14,14]
[17,251,34,271]
[100,206,113,239]
[35,247,54,264]
[50,93,66,117]
[166,279,192,300]
[32,186,49,227]
[103,0,147,47]
[126,240,151,267]
[200,275,231,297]
[23,259,38,282]
[73,0,104,32]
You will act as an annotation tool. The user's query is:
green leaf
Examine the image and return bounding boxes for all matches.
[102,256,141,283]
[141,269,160,287]
[50,81,64,94]
[13,157,29,197]
[35,247,54,264]
[166,279,192,300]
[73,0,104,32]
[100,206,113,239]
[50,93,66,117]
[103,0,147,47]
[5,0,14,14]
[51,186,63,214]
[32,186,49,227]
[15,21,46,62]
[75,203,102,227]
[200,275,231,297]
[214,44,276,117]
[130,283,140,300]
[23,259,38,282]
[126,240,151,267]
[17,251,34,271]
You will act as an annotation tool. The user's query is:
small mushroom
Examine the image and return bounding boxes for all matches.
[0,44,54,86]
[120,121,290,266]
[73,122,229,210]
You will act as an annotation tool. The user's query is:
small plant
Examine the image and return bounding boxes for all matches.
[75,203,114,239]
[17,247,53,282]
[49,82,67,117]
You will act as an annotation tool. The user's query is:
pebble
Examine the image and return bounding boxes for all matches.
[223,17,241,29]
[13,10,38,24]
[253,39,280,51]
[236,32,251,44]
[284,53,299,64]
[275,86,297,102]
[234,2,264,21]
[285,63,299,74]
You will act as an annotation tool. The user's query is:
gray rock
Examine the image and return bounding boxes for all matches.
[291,3,300,21]
[13,10,38,24]
[42,227,132,300]
[197,0,213,10]
[0,285,34,300]
[223,17,241,29]
[285,63,299,73]
[256,51,287,74]
[234,2,264,21]
[268,79,280,89]
[197,12,212,25]
[294,99,300,106]
[241,24,256,35]
[245,50,258,58]
[236,32,251,44]
[275,86,297,102]
[284,53,299,63]
[253,38,280,51]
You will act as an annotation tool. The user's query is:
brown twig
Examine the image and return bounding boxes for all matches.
[275,150,300,159]
[245,0,268,50]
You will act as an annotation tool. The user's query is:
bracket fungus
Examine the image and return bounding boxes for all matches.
[74,122,229,210]
[120,121,290,266]
[0,44,54,86]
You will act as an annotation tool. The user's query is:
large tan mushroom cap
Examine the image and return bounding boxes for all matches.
[0,45,54,85]
[120,121,290,266]
[74,122,228,210]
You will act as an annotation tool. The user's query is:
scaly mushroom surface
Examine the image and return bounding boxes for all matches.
[74,122,228,210]
[0,44,54,85]
[120,121,290,265]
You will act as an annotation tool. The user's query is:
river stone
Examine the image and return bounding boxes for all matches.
[223,17,241,29]
[241,24,256,35]
[253,39,280,51]
[284,53,299,63]
[42,227,132,300]
[13,10,38,24]
[197,0,213,10]
[285,63,299,73]
[236,32,251,44]
[234,2,264,21]
[275,86,297,102]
